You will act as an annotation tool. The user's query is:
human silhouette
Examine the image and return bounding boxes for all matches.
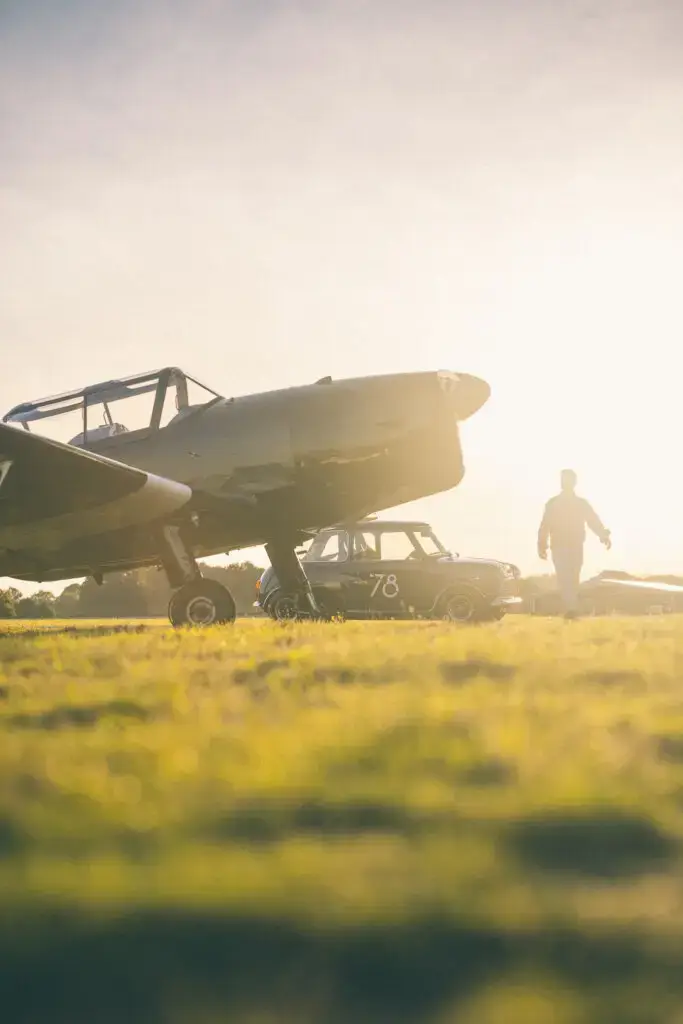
[537,469,611,618]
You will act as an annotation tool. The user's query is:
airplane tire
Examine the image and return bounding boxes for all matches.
[168,579,236,627]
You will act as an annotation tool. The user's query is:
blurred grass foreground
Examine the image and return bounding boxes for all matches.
[1,616,683,1023]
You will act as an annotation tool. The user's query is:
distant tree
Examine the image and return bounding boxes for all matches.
[16,593,56,618]
[12,562,269,620]
[0,589,16,618]
[130,561,265,617]
[134,567,171,616]
[517,574,554,598]
[202,562,264,615]
[77,572,148,618]
[54,583,82,618]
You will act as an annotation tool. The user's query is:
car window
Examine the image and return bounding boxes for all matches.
[351,530,381,561]
[415,528,445,556]
[304,531,349,562]
[379,530,421,560]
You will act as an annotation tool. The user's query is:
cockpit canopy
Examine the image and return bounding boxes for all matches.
[2,368,222,449]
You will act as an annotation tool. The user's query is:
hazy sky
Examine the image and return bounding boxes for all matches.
[2,0,683,588]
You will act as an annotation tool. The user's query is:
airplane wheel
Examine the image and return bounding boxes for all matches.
[169,579,236,627]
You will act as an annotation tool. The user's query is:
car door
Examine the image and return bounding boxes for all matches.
[300,529,351,610]
[366,528,433,617]
[343,528,385,614]
[343,527,417,616]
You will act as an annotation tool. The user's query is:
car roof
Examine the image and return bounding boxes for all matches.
[318,520,432,532]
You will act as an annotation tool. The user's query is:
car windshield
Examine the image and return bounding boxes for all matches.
[414,527,449,557]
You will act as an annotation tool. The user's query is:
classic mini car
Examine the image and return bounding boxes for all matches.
[255,518,522,622]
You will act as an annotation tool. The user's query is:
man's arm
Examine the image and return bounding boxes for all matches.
[583,500,611,547]
[537,501,551,558]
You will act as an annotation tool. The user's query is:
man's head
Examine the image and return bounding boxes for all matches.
[561,468,577,493]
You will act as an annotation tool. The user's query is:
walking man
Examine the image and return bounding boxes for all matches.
[537,469,611,618]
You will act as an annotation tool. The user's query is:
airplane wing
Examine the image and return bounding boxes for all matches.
[590,577,683,595]
[0,423,191,555]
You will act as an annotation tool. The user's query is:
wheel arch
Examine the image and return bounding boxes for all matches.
[431,581,487,618]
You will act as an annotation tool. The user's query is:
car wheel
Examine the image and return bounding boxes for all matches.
[270,592,300,621]
[269,588,346,623]
[441,589,481,623]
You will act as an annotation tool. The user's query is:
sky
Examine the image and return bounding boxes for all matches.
[2,0,683,591]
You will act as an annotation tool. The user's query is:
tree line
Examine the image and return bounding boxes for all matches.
[2,565,683,620]
[0,562,264,619]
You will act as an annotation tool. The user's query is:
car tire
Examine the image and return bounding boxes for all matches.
[269,589,345,623]
[440,588,484,623]
[269,592,300,621]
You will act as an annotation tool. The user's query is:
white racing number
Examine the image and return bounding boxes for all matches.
[370,573,400,599]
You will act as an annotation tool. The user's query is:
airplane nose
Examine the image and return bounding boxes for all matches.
[436,371,490,421]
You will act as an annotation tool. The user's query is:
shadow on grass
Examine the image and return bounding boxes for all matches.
[439,659,517,684]
[0,909,681,1024]
[5,700,154,731]
[204,799,442,843]
[0,815,25,856]
[655,734,683,763]
[506,808,677,878]
[0,625,149,641]
[578,670,645,687]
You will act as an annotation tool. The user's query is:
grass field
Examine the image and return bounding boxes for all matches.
[1,615,682,1023]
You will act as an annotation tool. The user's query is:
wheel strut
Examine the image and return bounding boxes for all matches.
[159,524,236,627]
[265,539,323,618]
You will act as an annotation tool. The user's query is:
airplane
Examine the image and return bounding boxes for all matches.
[0,366,490,626]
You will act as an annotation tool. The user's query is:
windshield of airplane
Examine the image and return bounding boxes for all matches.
[3,368,222,448]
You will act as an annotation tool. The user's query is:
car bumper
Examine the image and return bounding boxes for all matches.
[491,595,524,608]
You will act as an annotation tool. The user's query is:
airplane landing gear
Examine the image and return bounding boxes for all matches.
[265,538,326,620]
[168,578,236,627]
[160,525,236,628]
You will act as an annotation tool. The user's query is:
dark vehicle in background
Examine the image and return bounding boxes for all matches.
[530,571,683,616]
[255,518,521,622]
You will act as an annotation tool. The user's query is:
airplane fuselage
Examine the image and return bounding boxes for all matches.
[1,371,489,583]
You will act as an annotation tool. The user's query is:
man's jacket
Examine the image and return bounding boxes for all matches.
[538,493,610,552]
